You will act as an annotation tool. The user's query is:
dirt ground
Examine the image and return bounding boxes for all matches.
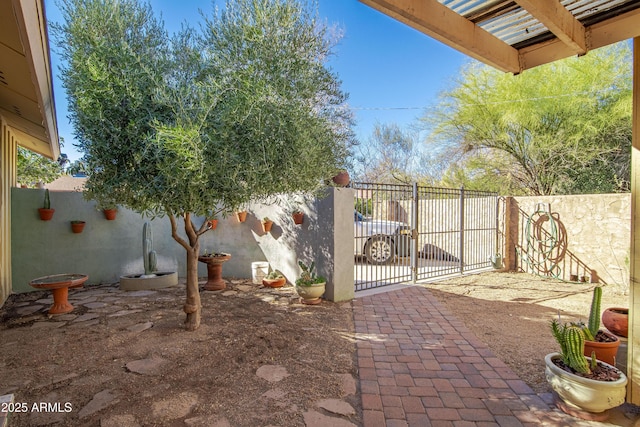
[0,271,629,426]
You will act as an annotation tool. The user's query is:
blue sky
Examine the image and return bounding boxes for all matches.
[45,0,470,162]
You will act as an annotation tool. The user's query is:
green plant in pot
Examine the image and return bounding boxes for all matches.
[545,319,627,420]
[262,270,286,288]
[38,188,55,220]
[581,286,620,366]
[295,261,326,305]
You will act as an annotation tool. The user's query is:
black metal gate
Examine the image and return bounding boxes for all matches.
[353,182,500,291]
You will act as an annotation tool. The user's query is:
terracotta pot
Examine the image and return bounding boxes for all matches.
[38,208,55,221]
[584,330,620,366]
[103,209,117,220]
[262,277,286,288]
[262,219,273,233]
[235,211,247,222]
[71,221,86,233]
[602,307,628,338]
[292,212,304,225]
[331,170,350,187]
[208,219,218,230]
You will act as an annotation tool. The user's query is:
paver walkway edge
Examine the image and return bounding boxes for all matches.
[353,284,624,427]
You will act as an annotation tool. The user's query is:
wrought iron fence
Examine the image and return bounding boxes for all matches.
[353,182,499,291]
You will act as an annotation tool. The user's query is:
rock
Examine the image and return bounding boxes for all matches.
[79,389,119,419]
[256,365,289,382]
[126,322,153,333]
[125,358,167,375]
[152,392,198,420]
[337,373,357,396]
[302,410,356,427]
[100,414,140,427]
[316,399,356,416]
[262,388,287,399]
[73,313,101,322]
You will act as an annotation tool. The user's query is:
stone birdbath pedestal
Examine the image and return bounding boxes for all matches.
[198,253,231,291]
[29,273,88,315]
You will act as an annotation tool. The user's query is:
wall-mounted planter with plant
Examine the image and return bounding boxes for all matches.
[103,208,118,220]
[261,217,273,233]
[71,220,86,233]
[38,189,55,221]
[208,219,218,230]
[235,211,247,223]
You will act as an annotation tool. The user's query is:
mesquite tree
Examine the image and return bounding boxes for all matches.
[54,0,353,330]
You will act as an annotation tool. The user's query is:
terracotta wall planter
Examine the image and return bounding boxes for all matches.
[235,211,247,222]
[71,221,86,233]
[332,170,350,187]
[103,209,117,220]
[261,219,273,233]
[292,212,304,225]
[38,208,55,221]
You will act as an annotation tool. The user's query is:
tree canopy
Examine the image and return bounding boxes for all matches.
[53,0,353,330]
[422,42,632,195]
[17,147,65,187]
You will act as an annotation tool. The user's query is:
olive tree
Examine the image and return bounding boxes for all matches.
[54,0,353,330]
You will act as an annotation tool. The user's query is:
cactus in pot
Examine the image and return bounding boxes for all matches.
[142,222,157,277]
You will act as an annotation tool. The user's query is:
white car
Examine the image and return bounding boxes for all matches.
[354,211,411,264]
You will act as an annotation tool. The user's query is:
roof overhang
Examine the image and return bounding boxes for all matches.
[0,0,59,160]
[359,0,640,74]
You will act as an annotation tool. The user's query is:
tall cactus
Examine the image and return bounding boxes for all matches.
[142,222,157,276]
[43,189,51,209]
[587,286,602,339]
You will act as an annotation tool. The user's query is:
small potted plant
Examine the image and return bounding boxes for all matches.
[38,188,55,221]
[262,270,286,288]
[99,202,118,220]
[295,261,326,305]
[70,220,86,233]
[261,217,273,233]
[545,319,627,419]
[292,210,304,225]
[581,286,620,365]
[235,210,248,223]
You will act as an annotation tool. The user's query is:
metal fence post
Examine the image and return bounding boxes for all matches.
[412,182,419,283]
[459,185,465,274]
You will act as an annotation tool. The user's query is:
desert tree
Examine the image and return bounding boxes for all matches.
[423,42,632,195]
[54,0,353,330]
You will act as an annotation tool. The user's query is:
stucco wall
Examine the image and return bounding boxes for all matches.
[11,187,353,301]
[512,194,631,290]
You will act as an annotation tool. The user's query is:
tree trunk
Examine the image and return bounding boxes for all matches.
[183,246,201,331]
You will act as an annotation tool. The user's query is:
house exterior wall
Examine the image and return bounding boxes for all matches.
[0,117,17,306]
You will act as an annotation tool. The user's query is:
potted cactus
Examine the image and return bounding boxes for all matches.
[262,270,286,288]
[582,286,620,366]
[295,261,326,305]
[38,189,55,220]
[120,222,178,290]
[545,319,627,420]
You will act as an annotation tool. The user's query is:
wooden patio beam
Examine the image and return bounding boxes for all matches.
[359,0,522,73]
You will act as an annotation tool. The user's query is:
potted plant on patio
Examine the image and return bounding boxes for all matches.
[38,188,55,221]
[262,270,286,288]
[582,286,620,365]
[602,307,628,338]
[295,261,325,305]
[545,319,627,420]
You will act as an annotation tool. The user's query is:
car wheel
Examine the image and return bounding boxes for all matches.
[365,235,395,265]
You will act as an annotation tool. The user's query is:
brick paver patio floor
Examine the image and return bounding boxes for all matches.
[353,284,605,427]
